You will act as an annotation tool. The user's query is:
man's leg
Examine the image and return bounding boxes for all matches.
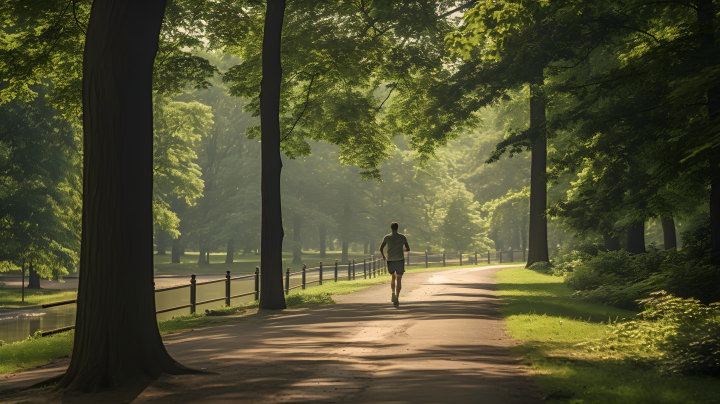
[391,273,397,302]
[396,273,403,298]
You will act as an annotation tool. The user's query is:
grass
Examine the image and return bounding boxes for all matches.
[496,267,720,404]
[0,289,78,309]
[0,261,512,375]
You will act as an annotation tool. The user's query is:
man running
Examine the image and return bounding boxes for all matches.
[380,222,410,307]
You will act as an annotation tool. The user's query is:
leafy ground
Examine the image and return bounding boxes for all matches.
[496,267,720,404]
[0,289,78,309]
[1,262,513,375]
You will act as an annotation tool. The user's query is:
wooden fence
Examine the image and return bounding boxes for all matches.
[36,250,525,337]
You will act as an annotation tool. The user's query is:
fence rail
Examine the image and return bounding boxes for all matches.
[37,250,525,337]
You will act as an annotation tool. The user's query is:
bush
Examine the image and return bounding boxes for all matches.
[603,291,720,376]
[527,261,553,275]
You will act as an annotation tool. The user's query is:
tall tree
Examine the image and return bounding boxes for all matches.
[58,0,189,391]
[259,0,288,310]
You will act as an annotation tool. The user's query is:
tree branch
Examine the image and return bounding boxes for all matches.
[280,74,316,143]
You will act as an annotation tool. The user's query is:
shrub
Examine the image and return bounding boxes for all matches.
[604,291,720,376]
[528,261,553,275]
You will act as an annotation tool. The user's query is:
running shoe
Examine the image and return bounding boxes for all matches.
[391,292,396,303]
[393,295,399,307]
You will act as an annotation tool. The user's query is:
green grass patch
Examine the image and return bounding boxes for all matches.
[0,288,77,308]
[0,331,74,374]
[496,267,720,403]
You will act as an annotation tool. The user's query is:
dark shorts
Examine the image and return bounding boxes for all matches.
[387,260,405,275]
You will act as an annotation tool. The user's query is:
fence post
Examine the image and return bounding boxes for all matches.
[487,251,490,264]
[459,251,462,266]
[319,262,323,286]
[475,251,478,266]
[373,257,376,278]
[285,267,290,295]
[363,258,367,279]
[352,259,356,280]
[425,251,428,268]
[254,267,260,300]
[442,253,446,267]
[225,270,231,306]
[500,251,503,263]
[301,264,306,290]
[407,253,410,265]
[335,259,338,282]
[347,260,351,280]
[190,274,196,314]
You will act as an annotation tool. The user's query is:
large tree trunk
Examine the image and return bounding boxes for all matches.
[171,239,180,263]
[626,223,646,254]
[661,217,677,249]
[526,68,549,267]
[369,241,375,256]
[292,215,302,264]
[58,0,188,391]
[27,262,41,289]
[603,233,622,251]
[697,1,720,258]
[342,241,349,263]
[259,0,287,310]
[225,239,234,263]
[319,224,326,258]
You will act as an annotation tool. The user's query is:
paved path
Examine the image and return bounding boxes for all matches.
[0,265,540,403]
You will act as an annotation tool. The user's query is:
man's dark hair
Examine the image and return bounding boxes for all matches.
[391,222,399,231]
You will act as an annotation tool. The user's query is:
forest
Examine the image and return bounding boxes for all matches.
[1,0,720,401]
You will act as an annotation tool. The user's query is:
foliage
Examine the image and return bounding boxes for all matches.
[0,288,77,308]
[0,329,74,374]
[595,291,720,376]
[497,267,720,404]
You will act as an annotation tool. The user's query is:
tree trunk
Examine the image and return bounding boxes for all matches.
[171,239,180,263]
[319,224,326,258]
[626,223,646,254]
[197,245,207,265]
[526,67,549,267]
[369,241,375,256]
[661,217,677,249]
[225,239,234,263]
[328,237,334,252]
[363,241,368,254]
[27,262,41,289]
[58,0,188,391]
[259,0,287,310]
[292,215,302,264]
[342,240,349,263]
[697,1,720,257]
[603,233,622,251]
[155,231,167,255]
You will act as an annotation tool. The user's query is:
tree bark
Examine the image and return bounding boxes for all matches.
[58,0,188,391]
[292,215,302,264]
[697,1,720,257]
[363,241,368,254]
[259,0,287,310]
[661,217,677,249]
[197,245,208,265]
[225,239,234,263]
[369,241,375,256]
[603,233,622,251]
[526,67,550,267]
[626,223,646,254]
[27,262,41,289]
[342,241,349,263]
[319,224,326,258]
[171,239,180,263]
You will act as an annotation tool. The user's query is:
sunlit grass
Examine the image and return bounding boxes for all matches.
[0,289,77,308]
[496,267,720,404]
[0,331,74,375]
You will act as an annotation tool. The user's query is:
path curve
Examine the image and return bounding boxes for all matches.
[0,264,540,403]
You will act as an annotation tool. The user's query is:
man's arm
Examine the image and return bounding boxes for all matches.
[404,242,410,252]
[379,239,386,260]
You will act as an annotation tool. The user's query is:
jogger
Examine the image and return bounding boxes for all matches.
[380,222,410,307]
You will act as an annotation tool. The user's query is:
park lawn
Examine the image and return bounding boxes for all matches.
[496,267,720,404]
[0,289,77,309]
[0,262,510,375]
